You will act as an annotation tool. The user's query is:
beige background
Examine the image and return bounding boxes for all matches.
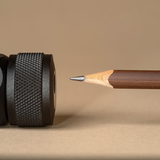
[1,0,160,159]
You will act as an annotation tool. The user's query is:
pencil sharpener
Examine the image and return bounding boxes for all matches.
[0,53,56,127]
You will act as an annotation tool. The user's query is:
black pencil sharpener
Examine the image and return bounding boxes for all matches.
[0,53,56,127]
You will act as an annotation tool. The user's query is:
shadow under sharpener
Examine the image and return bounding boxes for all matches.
[0,53,56,127]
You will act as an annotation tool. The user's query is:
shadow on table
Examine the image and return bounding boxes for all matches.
[52,109,160,129]
[1,110,160,129]
[54,115,73,125]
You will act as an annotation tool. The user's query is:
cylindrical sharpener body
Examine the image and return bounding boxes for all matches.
[0,53,56,127]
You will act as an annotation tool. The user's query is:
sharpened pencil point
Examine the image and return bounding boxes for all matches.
[70,76,85,81]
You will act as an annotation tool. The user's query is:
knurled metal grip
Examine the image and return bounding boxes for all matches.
[2,53,56,127]
[14,53,43,126]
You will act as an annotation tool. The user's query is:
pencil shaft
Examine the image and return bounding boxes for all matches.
[85,70,160,89]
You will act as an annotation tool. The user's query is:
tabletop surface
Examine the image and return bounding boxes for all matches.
[1,0,160,159]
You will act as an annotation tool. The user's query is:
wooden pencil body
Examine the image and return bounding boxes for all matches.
[85,70,160,89]
[109,70,160,89]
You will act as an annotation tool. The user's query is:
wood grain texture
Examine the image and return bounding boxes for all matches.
[85,70,113,88]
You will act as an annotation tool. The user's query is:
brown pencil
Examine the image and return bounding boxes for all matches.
[70,70,160,89]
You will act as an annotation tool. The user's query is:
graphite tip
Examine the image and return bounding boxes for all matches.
[70,76,85,81]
